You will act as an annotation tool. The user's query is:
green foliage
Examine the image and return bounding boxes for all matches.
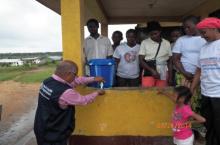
[0,71,22,81]
[0,63,56,83]
[15,67,54,83]
[0,66,30,81]
[0,52,62,59]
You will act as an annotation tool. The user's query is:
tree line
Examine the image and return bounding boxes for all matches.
[0,52,62,59]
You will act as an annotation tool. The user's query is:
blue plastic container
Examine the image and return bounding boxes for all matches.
[88,59,115,88]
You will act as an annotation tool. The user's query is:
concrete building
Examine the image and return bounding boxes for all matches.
[22,57,41,65]
[0,59,24,66]
[34,0,219,144]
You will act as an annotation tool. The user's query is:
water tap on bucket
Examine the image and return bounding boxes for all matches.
[100,82,104,89]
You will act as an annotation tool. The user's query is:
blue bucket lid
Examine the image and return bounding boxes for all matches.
[88,59,115,66]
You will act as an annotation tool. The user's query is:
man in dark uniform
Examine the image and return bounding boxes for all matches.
[34,60,105,145]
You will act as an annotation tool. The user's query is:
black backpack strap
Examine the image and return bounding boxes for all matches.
[154,40,162,59]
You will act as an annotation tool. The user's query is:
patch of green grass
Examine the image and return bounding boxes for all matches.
[0,65,32,72]
[0,64,56,83]
[15,67,55,83]
[0,71,23,81]
[0,66,29,81]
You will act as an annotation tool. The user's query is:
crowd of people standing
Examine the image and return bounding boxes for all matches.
[33,9,220,145]
[82,10,220,145]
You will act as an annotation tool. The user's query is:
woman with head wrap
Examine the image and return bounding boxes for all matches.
[191,17,220,145]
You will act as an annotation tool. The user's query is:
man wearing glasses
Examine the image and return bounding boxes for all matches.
[34,60,105,145]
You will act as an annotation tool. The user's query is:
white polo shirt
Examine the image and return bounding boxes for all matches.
[84,35,113,61]
[139,38,172,63]
[198,39,220,98]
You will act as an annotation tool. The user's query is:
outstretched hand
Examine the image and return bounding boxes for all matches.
[157,88,176,102]
[94,77,105,83]
[157,88,166,95]
[97,90,105,95]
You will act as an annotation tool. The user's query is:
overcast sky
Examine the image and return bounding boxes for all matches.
[0,0,135,53]
[0,0,62,53]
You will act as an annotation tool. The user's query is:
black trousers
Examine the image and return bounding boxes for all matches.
[201,95,220,145]
[116,76,140,87]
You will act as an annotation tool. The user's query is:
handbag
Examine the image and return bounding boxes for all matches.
[144,40,162,76]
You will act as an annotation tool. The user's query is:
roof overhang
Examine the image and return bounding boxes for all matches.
[36,0,60,14]
[35,0,218,24]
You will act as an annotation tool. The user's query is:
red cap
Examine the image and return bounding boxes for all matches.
[196,17,220,29]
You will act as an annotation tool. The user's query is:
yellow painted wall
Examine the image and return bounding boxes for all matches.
[61,0,85,75]
[74,88,174,136]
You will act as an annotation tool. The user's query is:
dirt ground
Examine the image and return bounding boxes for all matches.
[0,81,40,145]
[0,81,205,145]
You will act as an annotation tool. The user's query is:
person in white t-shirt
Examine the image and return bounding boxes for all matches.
[172,15,206,87]
[170,29,183,86]
[113,29,140,87]
[191,17,220,145]
[84,19,113,75]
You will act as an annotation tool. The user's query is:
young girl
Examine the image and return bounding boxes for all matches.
[158,86,205,145]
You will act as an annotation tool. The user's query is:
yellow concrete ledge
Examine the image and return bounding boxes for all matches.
[74,87,174,136]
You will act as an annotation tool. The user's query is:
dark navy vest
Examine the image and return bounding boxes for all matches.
[34,77,75,142]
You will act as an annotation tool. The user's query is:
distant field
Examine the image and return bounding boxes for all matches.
[0,63,56,83]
